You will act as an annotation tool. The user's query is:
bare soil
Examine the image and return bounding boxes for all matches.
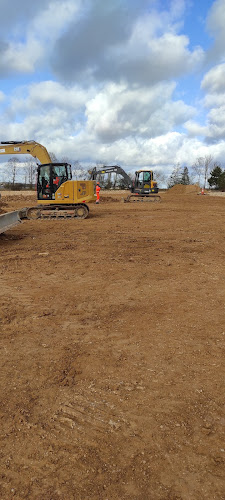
[0,190,224,500]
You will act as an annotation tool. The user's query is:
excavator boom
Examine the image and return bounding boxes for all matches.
[0,141,52,164]
[90,165,133,189]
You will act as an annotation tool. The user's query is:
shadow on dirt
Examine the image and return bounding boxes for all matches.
[0,233,25,242]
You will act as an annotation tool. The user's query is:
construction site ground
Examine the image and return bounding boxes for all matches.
[0,189,224,500]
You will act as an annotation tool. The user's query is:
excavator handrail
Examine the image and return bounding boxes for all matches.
[1,141,35,144]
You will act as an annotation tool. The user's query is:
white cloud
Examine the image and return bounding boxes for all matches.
[184,121,208,138]
[207,0,225,59]
[0,40,43,74]
[1,79,195,146]
[85,82,195,141]
[52,2,205,84]
[201,63,225,93]
[0,0,81,76]
[204,92,225,108]
[10,81,96,115]
[30,0,81,40]
[0,73,219,173]
[196,62,225,141]
[1,116,225,178]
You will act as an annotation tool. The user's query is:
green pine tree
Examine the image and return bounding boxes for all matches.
[208,166,223,190]
[181,166,190,185]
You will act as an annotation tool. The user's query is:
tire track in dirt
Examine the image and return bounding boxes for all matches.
[51,389,139,453]
[0,279,34,306]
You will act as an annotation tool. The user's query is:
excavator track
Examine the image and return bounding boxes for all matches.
[26,204,89,220]
[123,194,161,203]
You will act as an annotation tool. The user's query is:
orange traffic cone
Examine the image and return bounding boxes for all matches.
[201,188,204,195]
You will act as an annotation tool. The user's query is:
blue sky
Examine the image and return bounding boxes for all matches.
[0,0,225,181]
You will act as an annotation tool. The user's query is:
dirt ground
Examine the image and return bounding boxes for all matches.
[0,189,224,500]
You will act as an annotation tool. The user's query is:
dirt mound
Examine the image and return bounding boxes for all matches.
[100,195,119,202]
[168,184,199,195]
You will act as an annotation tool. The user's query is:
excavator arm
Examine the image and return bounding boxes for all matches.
[0,141,52,164]
[90,165,133,189]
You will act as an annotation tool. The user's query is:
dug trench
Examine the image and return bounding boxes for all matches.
[0,190,224,500]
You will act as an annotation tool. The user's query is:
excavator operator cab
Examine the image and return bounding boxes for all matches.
[37,163,72,200]
[133,170,158,194]
[135,170,152,185]
[134,170,152,192]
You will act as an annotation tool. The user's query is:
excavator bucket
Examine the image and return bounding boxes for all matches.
[0,210,22,234]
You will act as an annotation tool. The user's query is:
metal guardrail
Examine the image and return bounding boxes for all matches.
[0,210,22,234]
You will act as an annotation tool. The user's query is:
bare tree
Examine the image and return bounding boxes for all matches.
[154,170,167,187]
[192,157,203,185]
[72,161,89,180]
[25,160,36,188]
[49,152,58,162]
[192,155,213,188]
[61,156,71,164]
[167,163,183,188]
[5,157,20,188]
[203,155,213,189]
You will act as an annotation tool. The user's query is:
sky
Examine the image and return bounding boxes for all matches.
[0,0,225,180]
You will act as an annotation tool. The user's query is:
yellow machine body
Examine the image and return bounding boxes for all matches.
[37,180,96,205]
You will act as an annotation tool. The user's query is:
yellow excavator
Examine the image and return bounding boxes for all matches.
[0,141,96,219]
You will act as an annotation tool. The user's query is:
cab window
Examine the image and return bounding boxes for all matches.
[40,165,50,183]
[143,172,151,182]
[54,165,67,177]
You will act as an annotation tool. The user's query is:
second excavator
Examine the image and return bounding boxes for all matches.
[90,165,161,202]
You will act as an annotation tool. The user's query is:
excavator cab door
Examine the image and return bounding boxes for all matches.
[37,165,51,200]
[134,171,152,194]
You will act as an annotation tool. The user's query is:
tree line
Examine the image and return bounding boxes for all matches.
[167,155,225,190]
[0,153,224,190]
